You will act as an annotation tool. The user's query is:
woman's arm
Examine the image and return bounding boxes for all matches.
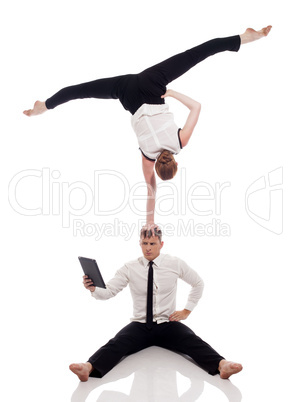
[162,89,201,147]
[142,155,156,225]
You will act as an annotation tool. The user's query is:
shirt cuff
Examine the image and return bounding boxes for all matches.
[91,288,98,297]
[185,302,195,311]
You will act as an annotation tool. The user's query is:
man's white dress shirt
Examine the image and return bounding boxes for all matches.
[92,253,204,324]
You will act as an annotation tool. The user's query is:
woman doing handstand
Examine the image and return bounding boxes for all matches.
[24,26,272,224]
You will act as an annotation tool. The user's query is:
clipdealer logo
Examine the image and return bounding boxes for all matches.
[8,167,231,238]
[245,167,283,235]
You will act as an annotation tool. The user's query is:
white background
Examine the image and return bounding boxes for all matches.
[1,0,290,401]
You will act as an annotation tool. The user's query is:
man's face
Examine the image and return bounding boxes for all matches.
[140,236,164,261]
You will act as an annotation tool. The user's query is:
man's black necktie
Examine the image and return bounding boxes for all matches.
[146,261,154,329]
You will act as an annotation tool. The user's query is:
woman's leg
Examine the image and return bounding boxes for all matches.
[138,35,241,95]
[24,27,271,117]
[45,75,124,109]
[23,75,125,116]
[138,26,272,97]
[125,34,242,114]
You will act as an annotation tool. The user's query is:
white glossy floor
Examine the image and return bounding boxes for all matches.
[2,336,291,402]
[70,347,243,402]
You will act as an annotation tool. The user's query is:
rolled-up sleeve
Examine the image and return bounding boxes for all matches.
[91,265,129,300]
[178,259,204,311]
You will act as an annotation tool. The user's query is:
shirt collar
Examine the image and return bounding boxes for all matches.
[141,254,163,268]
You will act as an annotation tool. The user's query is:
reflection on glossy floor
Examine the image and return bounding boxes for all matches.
[71,347,242,402]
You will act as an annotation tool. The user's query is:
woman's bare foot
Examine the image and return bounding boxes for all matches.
[218,360,243,379]
[240,25,272,44]
[23,100,47,117]
[69,362,93,382]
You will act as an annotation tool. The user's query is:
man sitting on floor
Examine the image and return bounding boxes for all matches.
[70,226,242,381]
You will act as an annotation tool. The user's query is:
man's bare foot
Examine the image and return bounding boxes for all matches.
[69,362,93,382]
[219,360,243,379]
[23,101,47,117]
[240,25,272,44]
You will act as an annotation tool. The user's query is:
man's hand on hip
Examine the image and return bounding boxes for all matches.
[169,309,191,321]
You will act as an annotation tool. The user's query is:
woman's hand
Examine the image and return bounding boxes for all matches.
[161,89,173,98]
[169,309,191,321]
[142,155,156,225]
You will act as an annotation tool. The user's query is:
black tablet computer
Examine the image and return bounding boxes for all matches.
[78,257,106,289]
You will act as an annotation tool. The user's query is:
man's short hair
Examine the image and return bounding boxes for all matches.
[140,226,162,242]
